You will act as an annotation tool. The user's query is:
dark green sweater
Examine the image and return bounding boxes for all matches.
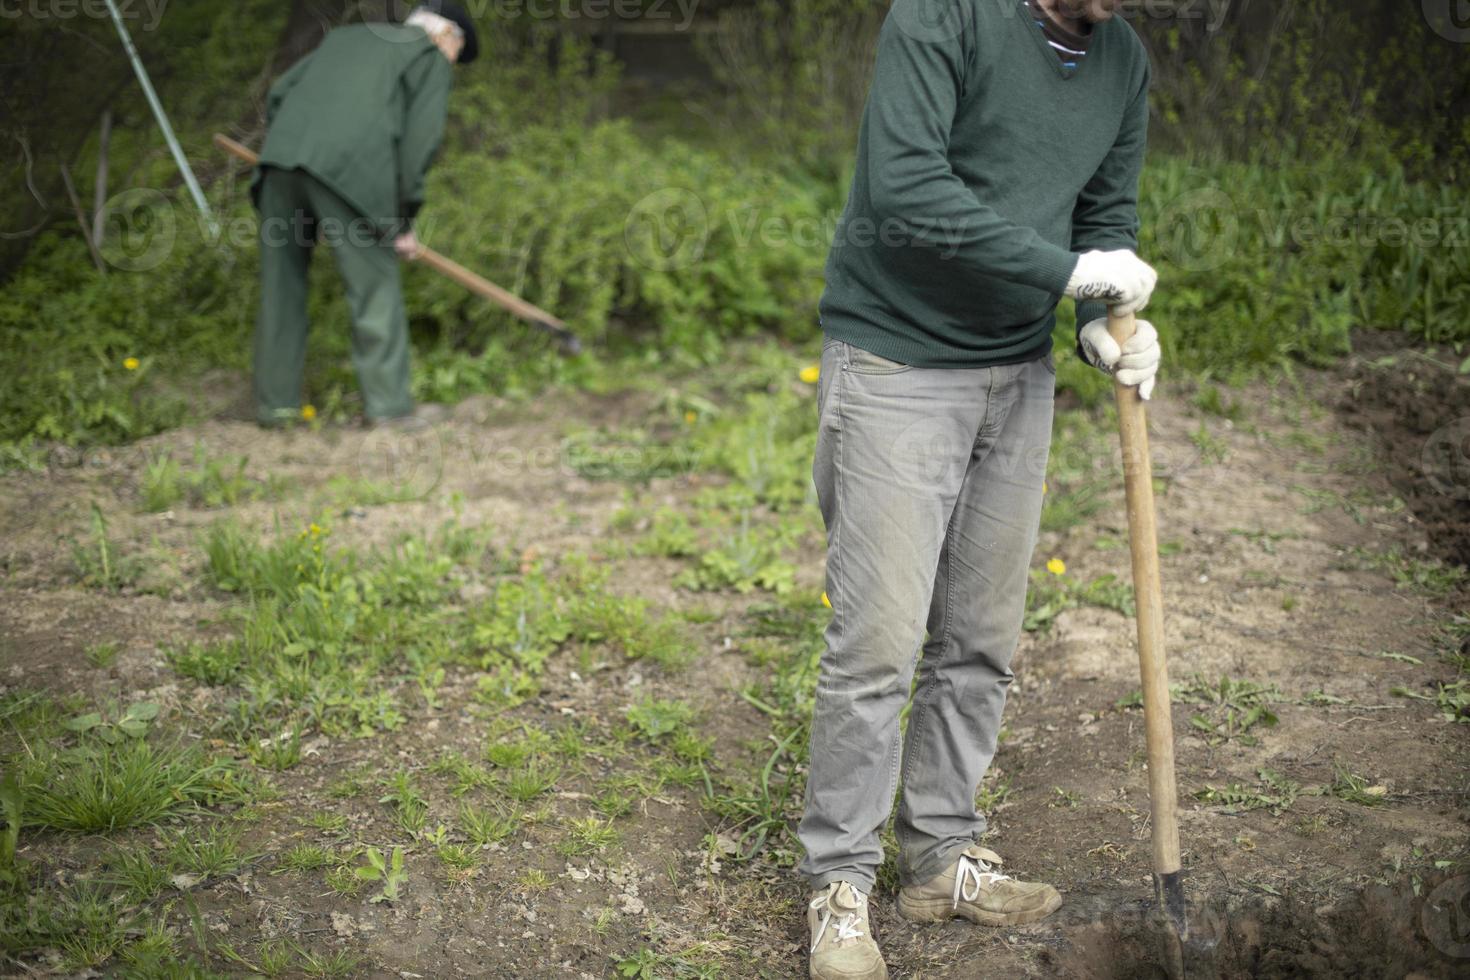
[819,0,1150,367]
[253,24,452,235]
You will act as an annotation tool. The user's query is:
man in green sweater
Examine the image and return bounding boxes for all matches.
[801,1,1160,976]
[251,1,478,428]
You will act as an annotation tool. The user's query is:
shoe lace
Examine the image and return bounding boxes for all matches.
[952,854,1013,909]
[810,887,866,952]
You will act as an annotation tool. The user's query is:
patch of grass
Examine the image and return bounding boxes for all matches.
[277,844,336,874]
[568,586,691,667]
[1329,767,1388,806]
[1189,422,1229,463]
[429,751,497,797]
[504,763,561,803]
[163,824,254,879]
[300,948,361,978]
[1227,527,1300,555]
[484,738,537,770]
[592,789,635,819]
[141,445,289,512]
[18,736,247,833]
[975,775,1011,813]
[303,812,348,836]
[216,939,296,978]
[379,771,428,836]
[83,640,121,669]
[519,867,553,891]
[675,511,797,596]
[460,802,520,845]
[248,729,302,771]
[324,864,365,897]
[437,844,479,874]
[1192,383,1244,421]
[1024,567,1136,632]
[71,504,144,590]
[557,816,620,857]
[166,640,241,686]
[1353,547,1467,597]
[100,843,172,903]
[630,508,701,558]
[0,880,129,970]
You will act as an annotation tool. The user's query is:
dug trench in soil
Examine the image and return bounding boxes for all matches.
[1341,328,1470,569]
[1047,872,1470,978]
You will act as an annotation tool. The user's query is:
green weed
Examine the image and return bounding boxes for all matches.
[83,640,121,669]
[1354,547,1467,597]
[460,802,520,845]
[1329,767,1388,806]
[163,824,253,879]
[277,844,336,874]
[557,816,620,857]
[355,846,408,903]
[1392,679,1470,724]
[675,511,797,596]
[71,504,143,590]
[626,698,695,741]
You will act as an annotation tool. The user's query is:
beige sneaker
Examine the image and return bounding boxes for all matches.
[897,845,1062,926]
[807,881,888,980]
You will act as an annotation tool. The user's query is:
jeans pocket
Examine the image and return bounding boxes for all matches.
[845,343,912,376]
[1040,349,1058,375]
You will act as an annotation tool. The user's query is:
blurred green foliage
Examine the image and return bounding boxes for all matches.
[2,1,1466,461]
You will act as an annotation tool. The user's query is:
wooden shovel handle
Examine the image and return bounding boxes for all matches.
[1109,311,1186,933]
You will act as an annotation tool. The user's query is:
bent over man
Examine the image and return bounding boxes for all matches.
[251,1,478,427]
[800,1,1162,977]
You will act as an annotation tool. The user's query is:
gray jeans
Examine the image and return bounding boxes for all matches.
[797,337,1055,893]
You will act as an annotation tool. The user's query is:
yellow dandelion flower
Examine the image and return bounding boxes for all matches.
[1042,481,1048,494]
[122,357,140,371]
[821,591,832,609]
[301,404,317,421]
[308,522,323,537]
[799,365,820,384]
[684,410,697,424]
[1046,558,1066,576]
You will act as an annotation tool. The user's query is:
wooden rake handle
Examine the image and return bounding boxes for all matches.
[212,133,580,354]
[1108,311,1187,942]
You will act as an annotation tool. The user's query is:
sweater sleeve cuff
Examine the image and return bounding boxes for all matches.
[1035,246,1081,297]
[1074,298,1108,361]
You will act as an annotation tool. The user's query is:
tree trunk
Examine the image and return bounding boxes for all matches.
[272,0,352,72]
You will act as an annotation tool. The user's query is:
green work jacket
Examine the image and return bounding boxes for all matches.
[252,23,452,235]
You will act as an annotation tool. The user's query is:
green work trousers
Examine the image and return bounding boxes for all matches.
[254,166,414,424]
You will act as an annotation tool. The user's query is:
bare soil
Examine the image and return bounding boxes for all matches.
[1340,328,1470,568]
[2,352,1467,979]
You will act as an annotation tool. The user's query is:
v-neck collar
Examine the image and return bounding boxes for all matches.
[1018,0,1092,81]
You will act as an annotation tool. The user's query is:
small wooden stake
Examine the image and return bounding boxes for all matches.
[60,163,106,274]
[92,110,113,247]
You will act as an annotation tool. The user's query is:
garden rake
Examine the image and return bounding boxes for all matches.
[212,134,581,355]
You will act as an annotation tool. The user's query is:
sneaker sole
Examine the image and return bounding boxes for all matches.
[810,961,889,980]
[895,889,1062,926]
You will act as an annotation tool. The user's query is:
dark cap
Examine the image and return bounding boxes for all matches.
[417,0,479,65]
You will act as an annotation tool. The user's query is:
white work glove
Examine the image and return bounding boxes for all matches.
[1079,317,1161,400]
[1065,249,1158,316]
